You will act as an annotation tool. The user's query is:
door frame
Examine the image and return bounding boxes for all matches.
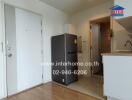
[1,2,44,98]
[0,1,7,99]
[89,16,111,76]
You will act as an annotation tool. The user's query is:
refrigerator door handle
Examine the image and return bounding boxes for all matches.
[68,51,77,54]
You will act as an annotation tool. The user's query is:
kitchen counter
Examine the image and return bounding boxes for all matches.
[102,53,132,100]
[101,52,132,56]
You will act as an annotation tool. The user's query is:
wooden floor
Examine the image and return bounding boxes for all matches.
[2,83,100,100]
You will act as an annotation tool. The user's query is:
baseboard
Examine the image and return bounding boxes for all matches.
[0,95,7,100]
[43,79,52,84]
[6,83,43,98]
[7,90,18,97]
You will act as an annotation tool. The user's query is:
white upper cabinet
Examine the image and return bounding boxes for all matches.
[115,0,132,19]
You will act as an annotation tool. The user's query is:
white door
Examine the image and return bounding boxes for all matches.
[15,8,43,92]
[5,5,43,95]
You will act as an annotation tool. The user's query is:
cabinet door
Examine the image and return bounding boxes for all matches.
[103,56,132,100]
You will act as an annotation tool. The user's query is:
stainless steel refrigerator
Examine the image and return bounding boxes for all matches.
[51,34,78,85]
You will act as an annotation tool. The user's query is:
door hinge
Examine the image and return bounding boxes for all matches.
[41,20,43,26]
[1,42,3,53]
[42,74,43,79]
[41,30,43,35]
[41,20,43,34]
[41,50,43,55]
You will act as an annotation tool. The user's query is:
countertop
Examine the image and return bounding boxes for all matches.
[101,52,132,56]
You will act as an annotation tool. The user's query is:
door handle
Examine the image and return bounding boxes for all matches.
[68,51,77,54]
[8,53,12,57]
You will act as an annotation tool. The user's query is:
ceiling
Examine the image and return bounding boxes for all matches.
[40,0,111,15]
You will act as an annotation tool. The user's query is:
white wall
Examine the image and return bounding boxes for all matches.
[64,24,76,34]
[0,0,68,99]
[69,1,113,75]
[112,19,132,51]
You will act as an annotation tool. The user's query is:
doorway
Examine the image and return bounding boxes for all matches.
[90,16,111,76]
[5,4,43,96]
[60,17,111,100]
